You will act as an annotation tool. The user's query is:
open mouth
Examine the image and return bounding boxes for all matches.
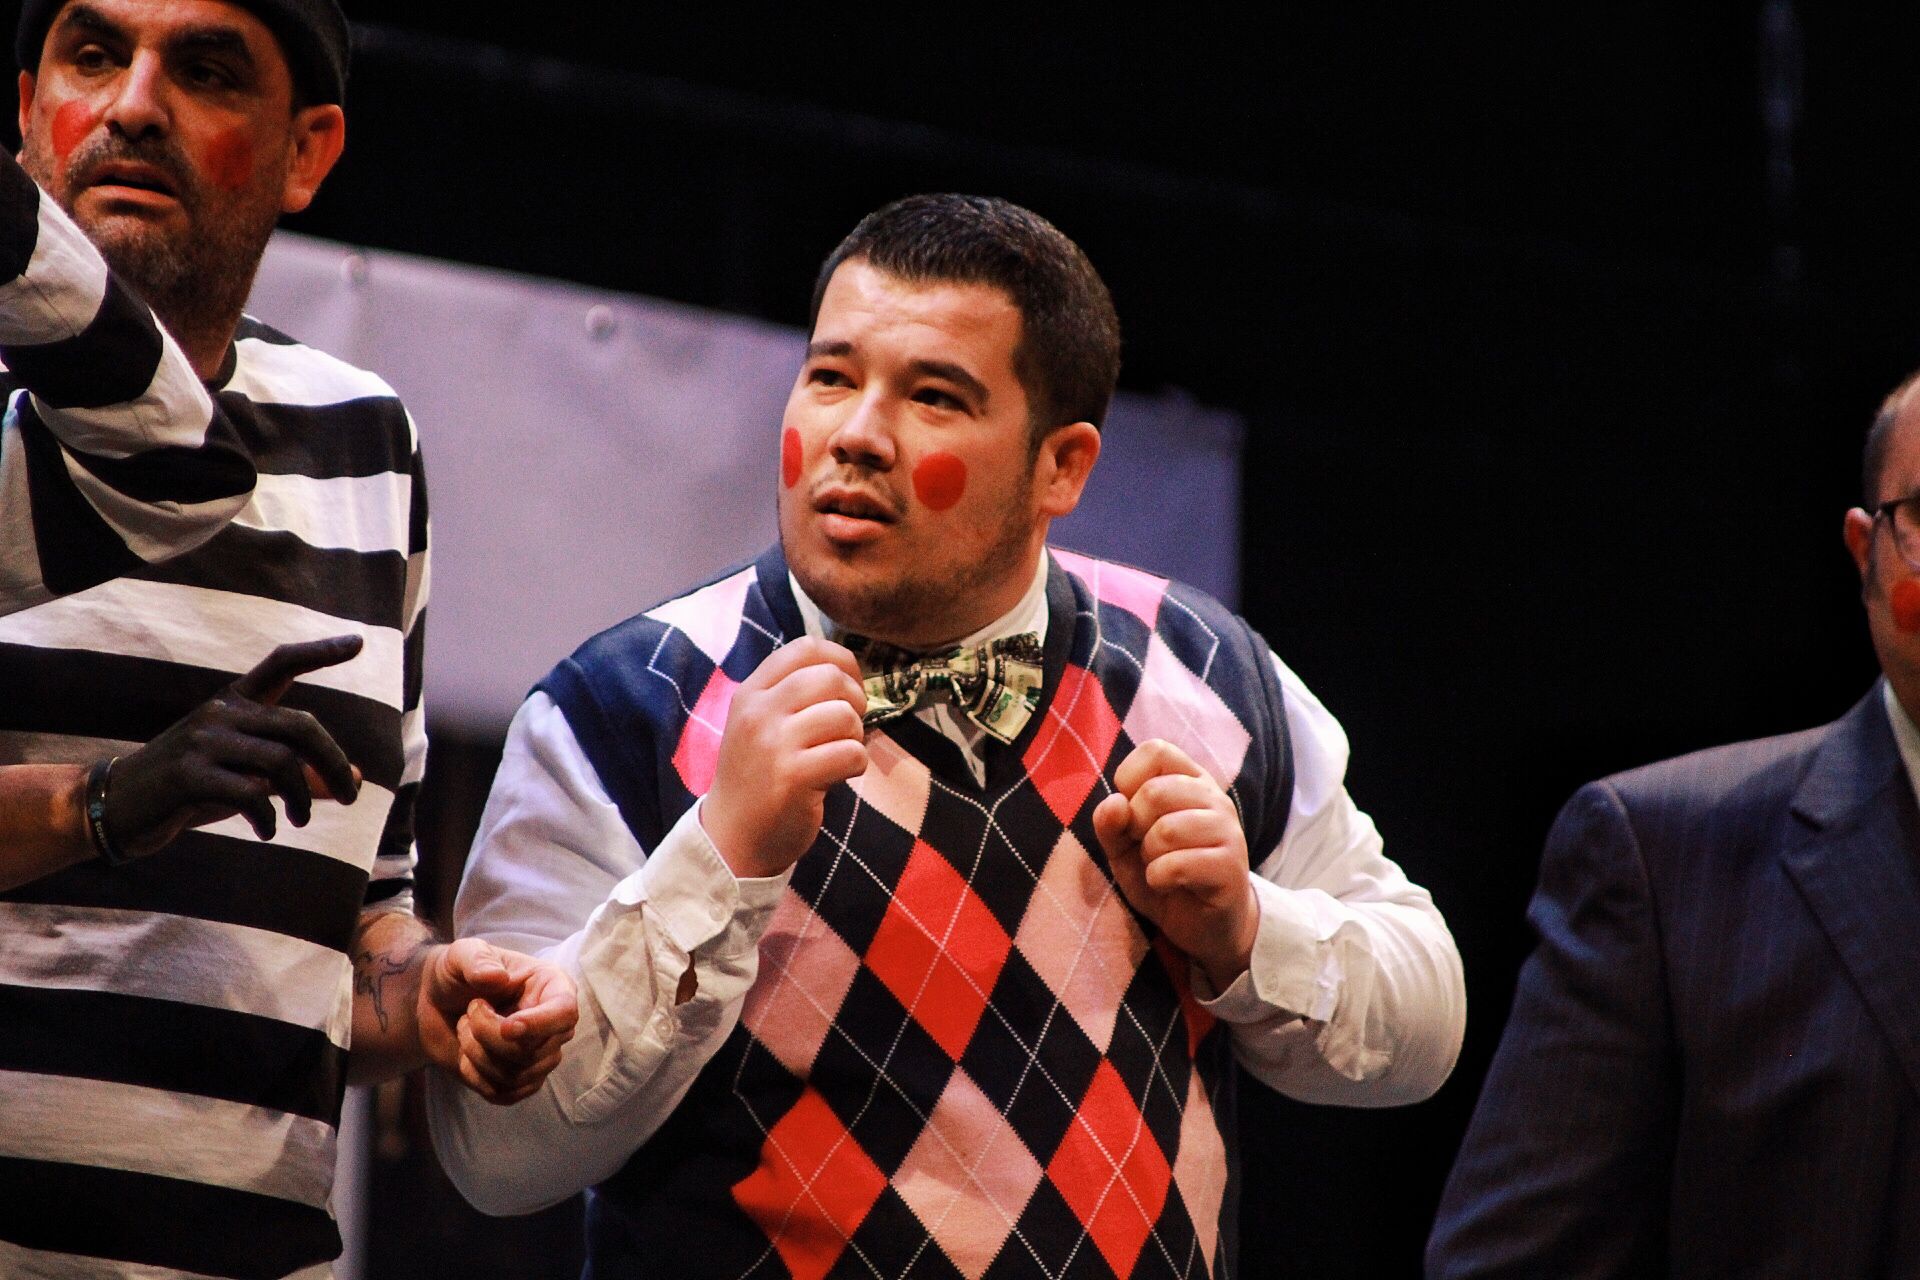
[82,163,180,199]
[814,488,899,524]
[812,485,902,544]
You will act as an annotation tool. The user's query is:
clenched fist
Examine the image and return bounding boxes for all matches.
[419,938,578,1107]
[702,637,869,878]
[1093,738,1259,990]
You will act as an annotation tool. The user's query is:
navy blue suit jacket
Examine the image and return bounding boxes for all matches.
[1429,688,1920,1278]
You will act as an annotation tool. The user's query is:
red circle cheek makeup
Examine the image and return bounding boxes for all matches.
[781,428,803,488]
[51,102,95,163]
[912,452,967,511]
[1893,579,1920,634]
[202,128,255,192]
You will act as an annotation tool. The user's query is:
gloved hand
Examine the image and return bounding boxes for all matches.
[105,635,366,858]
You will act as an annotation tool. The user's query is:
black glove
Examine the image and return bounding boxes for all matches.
[104,635,365,858]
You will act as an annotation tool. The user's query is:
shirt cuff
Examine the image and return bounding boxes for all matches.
[563,803,789,1123]
[618,799,789,959]
[1194,875,1332,1024]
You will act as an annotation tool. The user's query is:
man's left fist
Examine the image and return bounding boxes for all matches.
[1092,739,1258,991]
[420,938,579,1106]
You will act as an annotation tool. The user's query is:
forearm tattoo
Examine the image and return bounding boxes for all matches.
[351,921,434,1034]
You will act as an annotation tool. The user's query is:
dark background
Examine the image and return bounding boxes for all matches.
[21,3,1920,1276]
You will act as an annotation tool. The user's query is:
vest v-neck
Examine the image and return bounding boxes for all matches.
[755,546,1081,796]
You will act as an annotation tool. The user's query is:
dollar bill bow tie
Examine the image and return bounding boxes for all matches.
[851,632,1045,745]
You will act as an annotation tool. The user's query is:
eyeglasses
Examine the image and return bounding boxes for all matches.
[1872,494,1920,572]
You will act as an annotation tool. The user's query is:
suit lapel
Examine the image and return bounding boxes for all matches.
[1782,687,1920,1098]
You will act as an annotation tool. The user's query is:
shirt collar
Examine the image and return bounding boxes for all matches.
[1881,680,1920,803]
[789,550,1051,652]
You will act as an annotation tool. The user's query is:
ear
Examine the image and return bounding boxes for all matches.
[279,103,345,215]
[18,71,35,145]
[1034,422,1102,519]
[1845,507,1876,581]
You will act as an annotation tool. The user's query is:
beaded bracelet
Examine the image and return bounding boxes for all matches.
[84,756,133,867]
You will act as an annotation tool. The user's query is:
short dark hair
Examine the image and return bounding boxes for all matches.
[809,194,1122,439]
[1865,368,1920,503]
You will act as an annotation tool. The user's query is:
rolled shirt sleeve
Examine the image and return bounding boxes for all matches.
[0,148,255,612]
[427,692,788,1215]
[1194,653,1466,1106]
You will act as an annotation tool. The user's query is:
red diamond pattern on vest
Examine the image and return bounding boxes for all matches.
[732,1086,887,1280]
[742,889,864,1078]
[892,1068,1045,1280]
[1013,828,1150,1052]
[1152,937,1219,1059]
[864,841,1013,1060]
[1046,1060,1174,1278]
[671,666,739,796]
[1023,664,1123,826]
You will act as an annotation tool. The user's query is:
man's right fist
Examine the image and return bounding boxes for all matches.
[702,637,869,878]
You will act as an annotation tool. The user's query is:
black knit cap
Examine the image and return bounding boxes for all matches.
[16,0,351,106]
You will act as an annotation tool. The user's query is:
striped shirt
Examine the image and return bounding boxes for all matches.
[0,284,430,1272]
[0,150,256,615]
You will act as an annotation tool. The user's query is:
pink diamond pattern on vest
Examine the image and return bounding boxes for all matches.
[892,1068,1045,1280]
[1023,664,1122,826]
[1171,1069,1227,1276]
[845,729,931,838]
[732,1086,887,1280]
[1123,633,1252,789]
[1052,548,1169,629]
[1046,1059,1174,1278]
[1014,829,1150,1052]
[742,889,863,1078]
[645,564,757,664]
[670,666,738,796]
[863,841,1013,1060]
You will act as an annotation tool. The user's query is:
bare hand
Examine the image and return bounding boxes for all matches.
[1092,738,1258,990]
[418,938,579,1106]
[702,637,868,878]
[108,635,366,856]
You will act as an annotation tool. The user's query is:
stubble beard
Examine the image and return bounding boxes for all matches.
[22,134,276,356]
[788,469,1040,647]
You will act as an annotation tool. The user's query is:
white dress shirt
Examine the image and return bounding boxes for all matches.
[1883,681,1920,800]
[428,549,1466,1216]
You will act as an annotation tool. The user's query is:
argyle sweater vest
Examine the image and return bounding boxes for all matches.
[539,546,1294,1280]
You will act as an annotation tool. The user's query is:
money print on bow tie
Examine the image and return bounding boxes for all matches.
[852,632,1045,744]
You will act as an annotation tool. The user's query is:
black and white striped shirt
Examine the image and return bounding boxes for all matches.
[0,151,257,614]
[0,191,430,1275]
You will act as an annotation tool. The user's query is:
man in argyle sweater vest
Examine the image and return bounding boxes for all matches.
[430,196,1464,1278]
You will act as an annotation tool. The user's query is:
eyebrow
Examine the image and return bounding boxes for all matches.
[171,28,257,68]
[51,5,122,42]
[908,359,990,409]
[52,6,257,69]
[804,341,991,408]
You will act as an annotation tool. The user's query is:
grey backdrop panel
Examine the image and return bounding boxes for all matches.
[249,233,1243,731]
